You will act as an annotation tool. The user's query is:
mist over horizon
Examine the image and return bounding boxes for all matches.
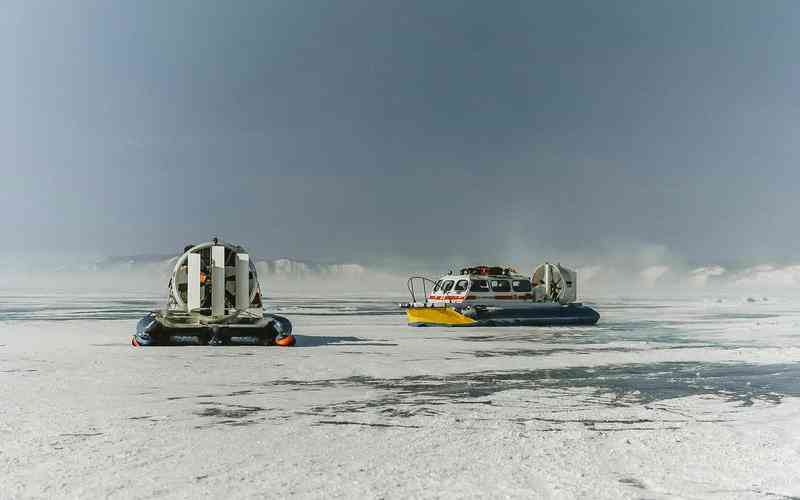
[4,241,800,300]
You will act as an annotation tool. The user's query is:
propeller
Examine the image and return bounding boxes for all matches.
[548,274,563,301]
[169,242,260,313]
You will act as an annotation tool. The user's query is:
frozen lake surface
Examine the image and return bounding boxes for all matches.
[2,292,800,498]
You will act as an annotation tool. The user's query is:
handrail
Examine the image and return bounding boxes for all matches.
[407,276,438,303]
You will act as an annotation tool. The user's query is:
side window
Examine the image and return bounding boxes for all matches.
[453,279,468,292]
[441,280,455,292]
[432,280,443,292]
[512,279,532,292]
[490,280,511,292]
[469,279,490,292]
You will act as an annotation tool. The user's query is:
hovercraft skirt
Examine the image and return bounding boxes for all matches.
[407,304,599,327]
[132,312,294,346]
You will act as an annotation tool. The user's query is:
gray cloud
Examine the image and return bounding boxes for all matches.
[3,1,799,267]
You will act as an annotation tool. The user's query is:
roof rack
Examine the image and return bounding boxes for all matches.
[459,265,517,276]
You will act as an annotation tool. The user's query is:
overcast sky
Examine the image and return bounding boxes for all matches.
[3,1,799,266]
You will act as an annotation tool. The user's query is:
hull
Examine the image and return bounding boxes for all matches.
[407,303,599,327]
[132,312,295,346]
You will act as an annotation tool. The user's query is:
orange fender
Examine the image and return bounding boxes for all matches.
[275,335,296,347]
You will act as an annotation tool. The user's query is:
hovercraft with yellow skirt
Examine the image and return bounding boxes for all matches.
[400,263,599,327]
[132,239,295,346]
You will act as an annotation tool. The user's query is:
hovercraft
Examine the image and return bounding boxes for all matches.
[132,239,295,346]
[400,263,599,327]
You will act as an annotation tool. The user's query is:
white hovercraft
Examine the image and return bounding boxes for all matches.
[400,263,599,327]
[132,239,295,346]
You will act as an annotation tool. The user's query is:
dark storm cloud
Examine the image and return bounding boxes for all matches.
[3,1,799,265]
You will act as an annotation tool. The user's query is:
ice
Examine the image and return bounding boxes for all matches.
[2,292,800,498]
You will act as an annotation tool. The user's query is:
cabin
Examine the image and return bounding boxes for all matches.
[427,266,544,305]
